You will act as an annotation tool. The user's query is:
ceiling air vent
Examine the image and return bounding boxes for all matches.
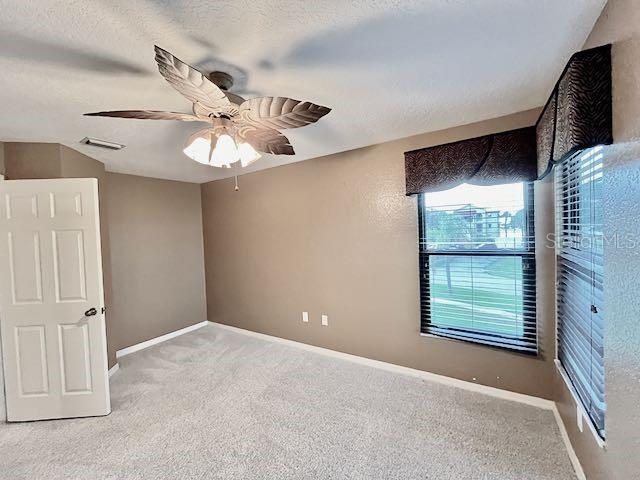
[80,137,125,150]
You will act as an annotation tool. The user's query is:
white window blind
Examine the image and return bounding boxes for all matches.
[555,146,605,439]
[418,182,537,353]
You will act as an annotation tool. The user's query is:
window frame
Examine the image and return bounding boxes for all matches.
[417,182,537,354]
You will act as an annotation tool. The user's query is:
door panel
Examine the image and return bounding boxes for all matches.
[5,194,38,220]
[0,178,110,421]
[7,231,43,304]
[49,192,82,218]
[52,230,87,302]
[58,323,92,394]
[15,325,49,396]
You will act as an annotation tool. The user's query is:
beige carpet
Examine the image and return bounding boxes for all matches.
[0,324,576,479]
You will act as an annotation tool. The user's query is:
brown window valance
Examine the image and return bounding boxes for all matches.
[405,43,612,194]
[404,126,537,195]
[537,44,612,178]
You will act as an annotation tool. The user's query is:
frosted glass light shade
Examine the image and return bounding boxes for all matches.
[183,136,212,165]
[211,134,239,168]
[238,142,261,167]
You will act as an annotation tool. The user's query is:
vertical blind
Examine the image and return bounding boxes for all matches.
[418,182,537,353]
[555,146,605,438]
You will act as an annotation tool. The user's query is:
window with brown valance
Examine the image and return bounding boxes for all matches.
[405,127,537,195]
[536,44,612,178]
[406,43,612,358]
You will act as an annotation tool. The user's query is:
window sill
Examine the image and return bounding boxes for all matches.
[419,332,538,356]
[555,359,606,449]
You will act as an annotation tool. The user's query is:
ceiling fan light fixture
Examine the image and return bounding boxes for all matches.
[184,119,261,169]
[183,126,239,168]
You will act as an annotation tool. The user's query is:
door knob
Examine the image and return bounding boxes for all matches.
[84,307,97,317]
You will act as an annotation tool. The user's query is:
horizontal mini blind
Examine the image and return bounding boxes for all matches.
[555,146,605,438]
[418,182,537,353]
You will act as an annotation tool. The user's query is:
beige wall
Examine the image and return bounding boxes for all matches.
[553,1,640,478]
[3,142,62,179]
[201,108,561,399]
[106,172,206,354]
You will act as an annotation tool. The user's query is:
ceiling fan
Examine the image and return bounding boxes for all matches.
[85,46,331,168]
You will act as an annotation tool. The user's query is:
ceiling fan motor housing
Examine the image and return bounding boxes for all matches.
[207,71,234,91]
[210,117,234,134]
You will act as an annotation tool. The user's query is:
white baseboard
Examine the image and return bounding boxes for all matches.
[108,363,120,378]
[551,404,587,480]
[208,322,554,410]
[116,320,209,359]
[555,359,606,449]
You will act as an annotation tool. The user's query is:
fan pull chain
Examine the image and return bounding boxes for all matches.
[234,175,239,191]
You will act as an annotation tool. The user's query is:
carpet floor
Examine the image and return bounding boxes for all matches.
[0,324,576,479]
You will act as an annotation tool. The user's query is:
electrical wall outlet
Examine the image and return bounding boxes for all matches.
[302,311,309,323]
[321,314,329,326]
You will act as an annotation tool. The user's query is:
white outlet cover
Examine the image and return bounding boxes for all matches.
[321,314,329,326]
[577,406,584,433]
[302,312,309,323]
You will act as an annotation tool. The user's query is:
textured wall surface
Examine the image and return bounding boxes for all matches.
[106,172,207,354]
[201,109,562,399]
[553,1,640,479]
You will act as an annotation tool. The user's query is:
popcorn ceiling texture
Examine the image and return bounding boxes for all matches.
[0,0,605,182]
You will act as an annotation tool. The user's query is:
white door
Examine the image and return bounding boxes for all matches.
[0,178,110,421]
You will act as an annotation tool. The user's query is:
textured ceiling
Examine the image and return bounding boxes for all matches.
[0,0,606,183]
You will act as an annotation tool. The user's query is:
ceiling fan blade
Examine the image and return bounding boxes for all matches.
[236,124,295,155]
[154,46,236,116]
[84,110,206,122]
[239,97,331,130]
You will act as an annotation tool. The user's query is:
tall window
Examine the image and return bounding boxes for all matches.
[418,182,536,353]
[555,146,605,439]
